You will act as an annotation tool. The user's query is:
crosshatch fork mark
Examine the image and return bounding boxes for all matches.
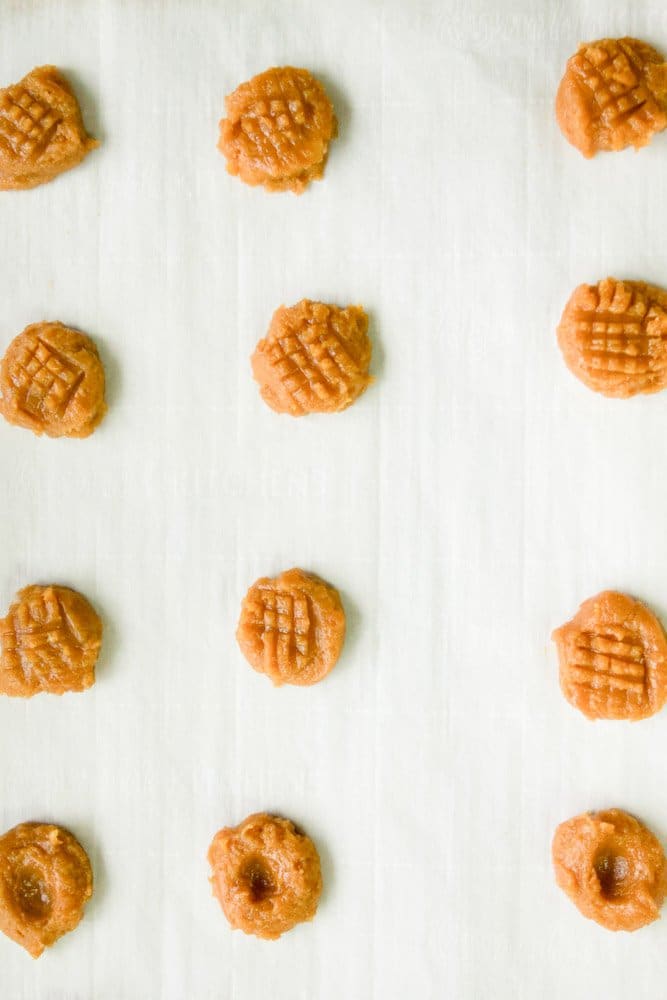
[248,587,314,659]
[569,630,647,698]
[0,87,62,159]
[15,337,85,416]
[9,591,78,686]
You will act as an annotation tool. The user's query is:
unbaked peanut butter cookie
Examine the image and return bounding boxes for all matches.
[252,300,372,415]
[557,278,667,398]
[0,322,107,437]
[0,822,93,957]
[237,567,346,687]
[556,38,667,157]
[218,66,337,193]
[0,584,103,696]
[552,590,667,721]
[208,813,322,939]
[0,66,98,190]
[553,809,667,931]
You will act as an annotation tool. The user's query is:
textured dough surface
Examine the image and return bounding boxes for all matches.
[0,585,103,696]
[556,38,667,157]
[552,590,667,721]
[0,65,98,190]
[237,567,346,686]
[0,321,107,437]
[0,822,93,957]
[252,300,372,416]
[218,66,337,193]
[557,278,667,398]
[553,809,667,931]
[208,813,322,939]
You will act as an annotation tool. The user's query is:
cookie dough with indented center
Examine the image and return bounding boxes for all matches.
[0,822,93,957]
[556,38,667,157]
[252,300,372,416]
[237,567,346,687]
[552,590,667,721]
[218,66,337,193]
[553,809,667,931]
[0,584,103,697]
[208,813,322,939]
[557,278,667,398]
[0,321,107,437]
[0,65,98,190]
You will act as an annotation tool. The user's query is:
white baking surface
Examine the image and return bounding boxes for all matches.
[2,0,667,997]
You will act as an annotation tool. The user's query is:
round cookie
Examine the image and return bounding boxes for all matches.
[208,813,322,939]
[0,65,98,191]
[552,590,667,721]
[0,321,107,437]
[557,278,667,398]
[218,66,337,194]
[236,567,346,687]
[553,809,667,931]
[0,584,103,696]
[0,822,93,957]
[252,300,372,416]
[556,38,667,157]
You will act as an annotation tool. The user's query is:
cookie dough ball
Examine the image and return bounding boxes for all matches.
[557,278,667,398]
[0,584,103,696]
[218,67,337,193]
[556,38,667,157]
[553,809,667,931]
[208,813,322,939]
[237,568,346,687]
[0,822,93,957]
[252,300,372,416]
[0,321,107,437]
[0,65,98,190]
[552,591,667,721]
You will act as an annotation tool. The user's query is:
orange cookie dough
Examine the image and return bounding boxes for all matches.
[552,590,667,721]
[553,809,667,931]
[208,813,322,939]
[0,66,98,190]
[218,66,337,193]
[557,278,667,398]
[252,300,372,416]
[556,38,667,157]
[237,567,346,687]
[0,584,103,697]
[0,321,107,437]
[0,822,93,957]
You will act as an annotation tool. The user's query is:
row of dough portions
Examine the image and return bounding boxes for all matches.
[554,36,667,936]
[3,278,664,444]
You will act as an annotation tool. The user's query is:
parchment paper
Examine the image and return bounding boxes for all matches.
[3,1,667,997]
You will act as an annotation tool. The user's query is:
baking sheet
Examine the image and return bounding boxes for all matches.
[3,0,667,997]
